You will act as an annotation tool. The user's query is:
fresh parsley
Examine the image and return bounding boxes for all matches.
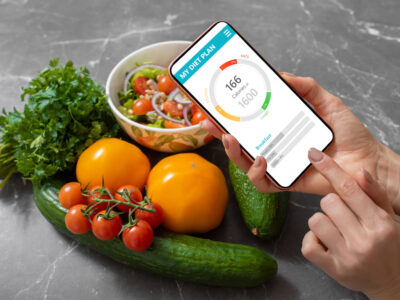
[0,58,121,186]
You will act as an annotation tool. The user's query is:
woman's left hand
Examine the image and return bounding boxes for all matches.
[302,148,400,299]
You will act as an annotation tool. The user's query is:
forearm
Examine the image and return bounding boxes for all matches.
[376,143,400,214]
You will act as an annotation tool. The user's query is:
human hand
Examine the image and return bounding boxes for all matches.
[301,148,400,299]
[201,73,399,202]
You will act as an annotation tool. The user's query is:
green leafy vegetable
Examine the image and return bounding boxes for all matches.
[0,58,121,186]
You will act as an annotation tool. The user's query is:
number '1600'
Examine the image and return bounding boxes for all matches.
[238,88,258,108]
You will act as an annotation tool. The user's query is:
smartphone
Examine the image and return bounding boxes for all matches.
[168,21,333,188]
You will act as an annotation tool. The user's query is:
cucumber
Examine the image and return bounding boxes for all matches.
[229,160,288,239]
[33,177,277,287]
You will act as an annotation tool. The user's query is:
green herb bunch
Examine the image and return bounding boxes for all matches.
[0,58,121,187]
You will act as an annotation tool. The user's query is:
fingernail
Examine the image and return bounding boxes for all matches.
[362,168,373,183]
[308,148,323,162]
[254,156,262,168]
[222,134,229,150]
[281,72,296,77]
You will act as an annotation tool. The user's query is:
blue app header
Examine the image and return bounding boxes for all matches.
[173,24,236,84]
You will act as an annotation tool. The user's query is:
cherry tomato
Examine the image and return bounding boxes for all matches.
[132,98,153,115]
[191,111,207,125]
[157,75,176,94]
[59,182,86,209]
[92,210,122,240]
[164,120,185,129]
[163,101,183,117]
[191,104,201,116]
[87,185,111,213]
[122,220,154,251]
[134,76,148,95]
[114,185,143,213]
[65,204,91,234]
[135,202,164,228]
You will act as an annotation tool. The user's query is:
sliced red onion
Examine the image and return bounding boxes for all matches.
[146,110,158,122]
[151,93,185,124]
[167,88,191,104]
[123,64,165,93]
[182,104,192,126]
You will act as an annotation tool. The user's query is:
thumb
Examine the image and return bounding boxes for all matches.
[280,73,340,110]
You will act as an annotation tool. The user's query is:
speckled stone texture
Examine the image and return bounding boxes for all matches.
[1,0,399,299]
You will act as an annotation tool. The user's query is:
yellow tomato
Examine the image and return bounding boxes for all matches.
[76,138,150,191]
[147,153,228,234]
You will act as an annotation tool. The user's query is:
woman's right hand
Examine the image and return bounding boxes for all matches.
[201,73,400,208]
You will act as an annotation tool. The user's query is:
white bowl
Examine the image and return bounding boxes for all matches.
[106,41,213,152]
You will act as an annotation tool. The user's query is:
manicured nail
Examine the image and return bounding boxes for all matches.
[362,168,373,183]
[222,134,229,150]
[254,156,262,168]
[308,148,323,162]
[281,72,296,77]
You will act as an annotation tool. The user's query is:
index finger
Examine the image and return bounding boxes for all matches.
[308,148,378,226]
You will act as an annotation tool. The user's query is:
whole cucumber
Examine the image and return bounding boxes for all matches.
[33,177,277,287]
[229,160,288,239]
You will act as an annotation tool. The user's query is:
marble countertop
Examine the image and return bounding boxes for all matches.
[1,0,399,299]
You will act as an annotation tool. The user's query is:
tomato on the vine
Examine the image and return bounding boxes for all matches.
[59,182,86,209]
[134,76,148,95]
[132,98,153,115]
[114,185,143,213]
[157,75,176,94]
[65,204,91,234]
[122,220,154,251]
[135,202,164,228]
[87,186,111,213]
[92,210,122,240]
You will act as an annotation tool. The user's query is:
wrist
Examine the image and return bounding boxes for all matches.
[365,277,400,300]
[376,143,400,213]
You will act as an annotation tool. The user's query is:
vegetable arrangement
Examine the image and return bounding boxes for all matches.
[0,58,288,287]
[34,177,277,287]
[0,59,120,187]
[118,63,207,128]
[61,182,163,251]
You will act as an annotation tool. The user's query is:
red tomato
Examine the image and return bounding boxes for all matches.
[191,104,201,116]
[92,210,122,240]
[157,75,176,94]
[163,101,183,117]
[59,182,86,209]
[132,98,153,115]
[87,186,111,213]
[122,220,154,251]
[191,111,207,125]
[114,185,143,213]
[134,76,148,95]
[135,202,164,228]
[164,120,185,129]
[65,204,91,234]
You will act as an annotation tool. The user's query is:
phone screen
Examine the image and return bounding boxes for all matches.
[170,21,333,187]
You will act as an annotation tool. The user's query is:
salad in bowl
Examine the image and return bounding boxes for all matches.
[106,41,214,153]
[117,64,207,129]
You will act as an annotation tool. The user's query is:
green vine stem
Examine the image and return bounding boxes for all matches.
[81,184,155,221]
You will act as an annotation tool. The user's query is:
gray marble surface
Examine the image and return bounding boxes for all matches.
[1,0,399,299]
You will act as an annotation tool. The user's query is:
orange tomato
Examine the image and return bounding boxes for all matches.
[76,138,150,192]
[191,111,207,125]
[147,153,228,234]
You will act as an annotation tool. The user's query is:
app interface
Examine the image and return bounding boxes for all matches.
[171,22,333,187]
